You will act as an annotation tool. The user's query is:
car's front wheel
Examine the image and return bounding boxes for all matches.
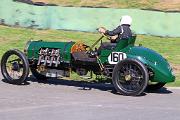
[1,49,29,84]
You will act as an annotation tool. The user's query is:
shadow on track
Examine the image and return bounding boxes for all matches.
[1,75,172,96]
[27,75,117,93]
[145,87,173,94]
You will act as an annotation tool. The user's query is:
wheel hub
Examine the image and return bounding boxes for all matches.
[125,74,132,81]
[12,62,20,71]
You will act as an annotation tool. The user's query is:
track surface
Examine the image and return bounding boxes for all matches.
[0,70,180,120]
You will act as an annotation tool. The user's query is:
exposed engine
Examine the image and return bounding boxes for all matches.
[37,48,70,77]
[37,48,60,67]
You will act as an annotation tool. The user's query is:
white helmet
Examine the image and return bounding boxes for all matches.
[120,15,132,25]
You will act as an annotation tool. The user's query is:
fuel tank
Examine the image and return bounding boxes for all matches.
[25,40,75,62]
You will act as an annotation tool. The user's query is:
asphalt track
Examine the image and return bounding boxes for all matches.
[0,70,180,120]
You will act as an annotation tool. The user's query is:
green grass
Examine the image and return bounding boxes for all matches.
[32,0,180,11]
[0,25,180,86]
[168,75,180,86]
[34,0,158,9]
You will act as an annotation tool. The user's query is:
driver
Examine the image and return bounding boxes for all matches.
[98,15,132,49]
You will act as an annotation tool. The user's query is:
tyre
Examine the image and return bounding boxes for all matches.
[1,49,29,84]
[112,58,149,96]
[146,82,166,91]
[30,64,49,82]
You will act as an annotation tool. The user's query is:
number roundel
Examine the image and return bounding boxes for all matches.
[108,52,127,64]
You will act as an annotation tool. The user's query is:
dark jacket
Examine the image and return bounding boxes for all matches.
[105,24,132,41]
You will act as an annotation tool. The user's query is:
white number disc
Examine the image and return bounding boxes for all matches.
[108,52,127,64]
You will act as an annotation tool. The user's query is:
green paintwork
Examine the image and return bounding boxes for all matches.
[99,36,175,83]
[126,47,175,83]
[26,40,75,62]
[26,35,175,83]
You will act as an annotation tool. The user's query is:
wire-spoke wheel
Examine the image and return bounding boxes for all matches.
[112,59,149,96]
[1,49,29,84]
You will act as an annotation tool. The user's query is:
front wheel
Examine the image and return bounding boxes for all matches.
[1,49,29,84]
[112,59,149,96]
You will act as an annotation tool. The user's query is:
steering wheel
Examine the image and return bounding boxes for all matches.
[98,27,118,41]
[96,27,107,37]
[98,28,117,41]
[89,28,118,52]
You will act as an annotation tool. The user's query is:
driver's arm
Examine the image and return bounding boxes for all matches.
[105,26,122,36]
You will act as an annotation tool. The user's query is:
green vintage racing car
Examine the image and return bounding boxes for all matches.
[0,32,175,96]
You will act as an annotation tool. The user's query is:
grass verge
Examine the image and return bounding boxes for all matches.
[32,0,180,11]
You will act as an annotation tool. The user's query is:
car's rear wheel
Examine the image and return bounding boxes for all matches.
[112,59,149,96]
[1,49,29,84]
[146,82,166,91]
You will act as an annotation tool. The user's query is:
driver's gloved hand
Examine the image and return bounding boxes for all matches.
[98,27,107,34]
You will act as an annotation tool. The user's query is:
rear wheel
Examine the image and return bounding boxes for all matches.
[112,59,149,96]
[1,49,29,84]
[146,82,166,91]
